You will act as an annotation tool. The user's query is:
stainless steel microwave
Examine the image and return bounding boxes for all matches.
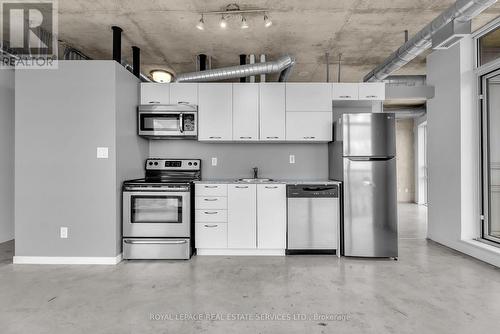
[138,104,198,139]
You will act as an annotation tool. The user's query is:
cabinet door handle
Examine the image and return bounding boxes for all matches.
[204,185,218,188]
[235,186,249,189]
[266,136,279,139]
[148,101,160,104]
[239,136,252,139]
[204,224,218,228]
[203,211,218,215]
[204,198,218,201]
[265,186,278,189]
[209,136,222,139]
[339,95,351,98]
[366,95,378,98]
[303,136,316,139]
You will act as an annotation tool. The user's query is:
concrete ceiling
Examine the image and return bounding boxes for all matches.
[58,0,500,82]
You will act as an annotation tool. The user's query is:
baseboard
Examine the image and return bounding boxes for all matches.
[196,249,285,256]
[13,253,123,265]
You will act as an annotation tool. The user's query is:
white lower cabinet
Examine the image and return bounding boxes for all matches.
[228,184,257,249]
[257,184,287,249]
[195,182,286,255]
[195,223,227,248]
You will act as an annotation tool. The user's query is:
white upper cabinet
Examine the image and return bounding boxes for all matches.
[286,83,332,112]
[227,184,257,249]
[233,83,259,141]
[332,83,359,100]
[257,184,286,249]
[169,83,198,105]
[358,83,385,100]
[286,111,332,142]
[260,83,286,141]
[198,83,233,141]
[140,83,170,104]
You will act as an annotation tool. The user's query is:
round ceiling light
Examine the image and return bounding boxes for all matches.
[150,70,173,83]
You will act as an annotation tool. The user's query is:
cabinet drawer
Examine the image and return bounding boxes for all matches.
[195,184,228,196]
[195,196,227,209]
[195,223,227,249]
[196,209,227,223]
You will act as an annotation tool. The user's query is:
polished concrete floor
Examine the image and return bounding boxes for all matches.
[1,204,500,334]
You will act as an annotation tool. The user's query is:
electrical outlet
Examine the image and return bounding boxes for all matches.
[211,157,218,166]
[96,147,108,159]
[289,155,295,164]
[60,227,68,239]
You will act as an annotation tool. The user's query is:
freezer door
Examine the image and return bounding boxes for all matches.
[342,113,396,157]
[343,157,398,257]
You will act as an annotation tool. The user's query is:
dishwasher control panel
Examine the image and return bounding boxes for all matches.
[287,184,339,198]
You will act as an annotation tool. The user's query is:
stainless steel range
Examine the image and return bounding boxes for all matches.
[122,158,201,260]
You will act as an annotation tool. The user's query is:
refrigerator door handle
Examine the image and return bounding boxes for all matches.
[347,156,394,161]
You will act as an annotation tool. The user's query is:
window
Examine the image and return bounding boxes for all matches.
[476,19,500,67]
[481,70,500,244]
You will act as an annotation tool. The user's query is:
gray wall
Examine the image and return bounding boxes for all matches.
[114,63,148,254]
[396,119,415,203]
[15,61,145,258]
[427,44,463,243]
[0,69,15,243]
[150,142,329,180]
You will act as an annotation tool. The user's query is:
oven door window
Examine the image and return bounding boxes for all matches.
[131,196,182,224]
[140,114,179,132]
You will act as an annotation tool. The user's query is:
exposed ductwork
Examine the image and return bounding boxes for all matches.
[364,0,497,82]
[175,55,296,83]
[132,46,141,79]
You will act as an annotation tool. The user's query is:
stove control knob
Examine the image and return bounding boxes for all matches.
[154,162,158,166]
[148,162,153,166]
[188,162,192,166]
[194,162,198,166]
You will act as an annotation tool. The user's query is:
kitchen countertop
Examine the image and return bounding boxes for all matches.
[194,179,341,185]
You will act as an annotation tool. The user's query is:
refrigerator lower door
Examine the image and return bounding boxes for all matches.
[343,157,398,257]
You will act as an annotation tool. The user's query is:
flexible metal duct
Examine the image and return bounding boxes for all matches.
[364,0,497,82]
[175,55,296,82]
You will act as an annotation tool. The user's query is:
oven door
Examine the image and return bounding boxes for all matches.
[138,111,197,137]
[123,190,190,237]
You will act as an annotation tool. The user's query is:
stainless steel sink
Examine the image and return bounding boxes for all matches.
[237,178,274,183]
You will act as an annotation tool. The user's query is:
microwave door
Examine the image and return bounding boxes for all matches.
[140,113,182,136]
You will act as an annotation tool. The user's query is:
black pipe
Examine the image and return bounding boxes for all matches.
[239,54,247,82]
[198,54,207,71]
[111,26,122,63]
[132,46,140,78]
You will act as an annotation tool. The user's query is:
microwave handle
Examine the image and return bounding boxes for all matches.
[179,113,184,133]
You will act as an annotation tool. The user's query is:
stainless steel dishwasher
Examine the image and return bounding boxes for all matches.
[287,184,340,255]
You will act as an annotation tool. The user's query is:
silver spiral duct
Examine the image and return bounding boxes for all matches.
[364,0,497,82]
[175,55,296,82]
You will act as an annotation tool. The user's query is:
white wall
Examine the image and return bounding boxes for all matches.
[427,36,500,267]
[0,69,15,243]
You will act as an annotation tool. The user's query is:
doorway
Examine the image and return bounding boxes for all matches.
[417,122,428,206]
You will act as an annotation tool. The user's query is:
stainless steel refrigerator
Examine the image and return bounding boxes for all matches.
[328,113,398,258]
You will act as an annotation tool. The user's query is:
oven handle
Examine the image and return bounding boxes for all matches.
[123,240,187,245]
[123,188,190,193]
[179,113,184,133]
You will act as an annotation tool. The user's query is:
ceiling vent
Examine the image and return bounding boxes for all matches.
[432,19,471,50]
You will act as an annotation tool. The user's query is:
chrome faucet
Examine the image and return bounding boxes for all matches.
[252,167,259,179]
